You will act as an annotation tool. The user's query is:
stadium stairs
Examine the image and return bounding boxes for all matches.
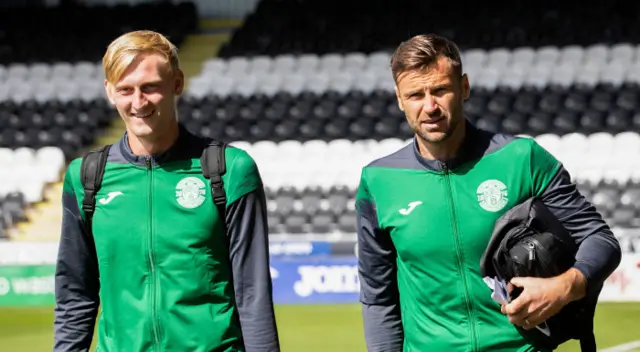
[13,18,241,242]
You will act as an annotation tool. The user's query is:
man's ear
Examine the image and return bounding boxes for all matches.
[461,73,470,101]
[395,85,405,112]
[104,79,116,105]
[174,68,185,96]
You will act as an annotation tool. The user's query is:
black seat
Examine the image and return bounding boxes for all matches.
[580,110,605,133]
[591,186,619,217]
[611,207,636,228]
[274,191,296,217]
[268,214,283,234]
[310,214,334,234]
[336,212,356,233]
[502,112,526,135]
[607,109,632,133]
[2,192,27,224]
[283,213,307,234]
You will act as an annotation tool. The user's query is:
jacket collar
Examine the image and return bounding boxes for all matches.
[118,123,194,167]
[412,119,488,172]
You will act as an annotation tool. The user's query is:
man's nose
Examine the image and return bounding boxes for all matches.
[132,90,147,109]
[422,96,438,114]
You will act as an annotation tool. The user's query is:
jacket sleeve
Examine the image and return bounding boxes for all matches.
[226,186,280,352]
[356,170,404,352]
[529,140,622,297]
[53,167,100,352]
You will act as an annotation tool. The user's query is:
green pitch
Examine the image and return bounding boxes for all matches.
[1,302,638,351]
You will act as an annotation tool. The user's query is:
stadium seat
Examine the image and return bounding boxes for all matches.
[0,2,197,64]
[218,0,640,58]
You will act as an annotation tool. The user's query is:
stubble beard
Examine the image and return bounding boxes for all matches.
[413,114,460,145]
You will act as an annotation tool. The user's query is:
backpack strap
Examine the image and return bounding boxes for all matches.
[80,144,111,234]
[200,142,227,229]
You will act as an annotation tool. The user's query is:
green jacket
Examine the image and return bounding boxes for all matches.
[356,121,621,351]
[53,125,280,352]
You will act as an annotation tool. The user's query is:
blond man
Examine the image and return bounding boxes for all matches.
[53,30,280,352]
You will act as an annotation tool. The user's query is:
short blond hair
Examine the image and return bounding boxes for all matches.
[102,30,180,84]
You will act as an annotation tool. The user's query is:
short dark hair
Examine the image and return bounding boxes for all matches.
[390,33,463,82]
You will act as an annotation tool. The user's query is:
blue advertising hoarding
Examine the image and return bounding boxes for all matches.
[270,256,360,304]
[268,241,334,258]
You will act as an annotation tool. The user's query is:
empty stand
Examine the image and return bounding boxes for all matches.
[218,0,640,57]
[184,36,640,236]
[227,136,640,235]
[0,2,198,64]
[0,2,200,240]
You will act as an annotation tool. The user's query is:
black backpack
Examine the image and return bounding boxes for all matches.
[480,197,599,352]
[79,142,228,233]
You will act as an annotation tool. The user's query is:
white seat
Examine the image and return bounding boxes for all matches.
[234,74,259,97]
[510,47,536,68]
[256,73,283,97]
[12,165,44,203]
[252,140,278,159]
[185,77,210,100]
[584,44,609,65]
[74,61,97,78]
[0,148,13,165]
[610,43,635,65]
[367,51,391,70]
[463,49,487,68]
[210,74,234,97]
[202,58,227,75]
[624,62,640,84]
[343,52,367,70]
[55,79,80,102]
[36,146,66,183]
[353,71,378,93]
[573,65,600,88]
[29,63,51,80]
[375,72,395,92]
[9,82,33,103]
[13,147,36,166]
[249,56,272,74]
[34,81,57,103]
[281,73,305,96]
[378,138,405,154]
[535,46,560,65]
[278,140,303,159]
[273,54,296,73]
[226,57,249,77]
[50,62,74,78]
[319,53,343,73]
[559,45,584,65]
[534,133,562,156]
[524,64,551,89]
[302,139,328,156]
[613,132,640,151]
[486,48,511,68]
[585,133,614,169]
[561,132,589,151]
[549,63,576,88]
[328,71,353,94]
[229,141,251,152]
[327,139,353,158]
[6,63,29,80]
[599,62,626,87]
[304,73,330,94]
[296,54,320,74]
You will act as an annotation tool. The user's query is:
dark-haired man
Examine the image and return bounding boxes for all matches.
[355,33,621,351]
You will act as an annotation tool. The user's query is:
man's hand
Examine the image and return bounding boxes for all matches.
[501,268,587,330]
